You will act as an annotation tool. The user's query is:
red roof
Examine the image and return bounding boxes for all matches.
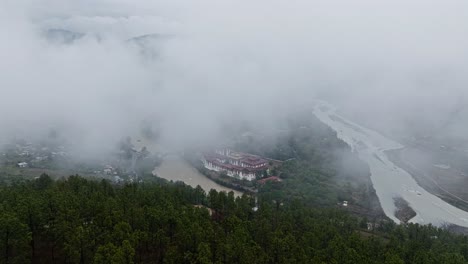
[206,158,265,173]
[258,176,282,184]
[241,156,267,166]
[204,150,270,173]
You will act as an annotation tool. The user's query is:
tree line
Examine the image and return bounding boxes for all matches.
[0,174,467,263]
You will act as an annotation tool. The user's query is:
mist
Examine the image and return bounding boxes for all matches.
[2,0,468,156]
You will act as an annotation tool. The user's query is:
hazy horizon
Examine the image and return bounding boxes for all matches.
[2,0,468,154]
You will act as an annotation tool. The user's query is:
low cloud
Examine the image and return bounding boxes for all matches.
[1,0,468,154]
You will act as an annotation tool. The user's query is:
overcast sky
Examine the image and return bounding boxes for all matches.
[1,0,468,153]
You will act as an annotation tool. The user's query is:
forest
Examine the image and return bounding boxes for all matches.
[1,174,468,263]
[234,111,380,214]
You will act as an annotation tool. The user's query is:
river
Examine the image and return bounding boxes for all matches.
[152,155,242,196]
[313,101,468,227]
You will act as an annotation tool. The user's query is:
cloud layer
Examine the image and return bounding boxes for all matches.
[1,0,468,153]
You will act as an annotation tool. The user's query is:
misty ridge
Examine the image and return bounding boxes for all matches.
[1,0,468,157]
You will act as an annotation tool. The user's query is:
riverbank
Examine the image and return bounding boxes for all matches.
[184,155,257,195]
[386,148,468,212]
[313,100,468,228]
[393,197,416,223]
[152,155,242,196]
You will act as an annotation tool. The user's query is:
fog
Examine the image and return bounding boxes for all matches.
[1,0,468,155]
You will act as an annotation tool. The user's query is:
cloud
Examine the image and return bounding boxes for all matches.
[1,0,468,153]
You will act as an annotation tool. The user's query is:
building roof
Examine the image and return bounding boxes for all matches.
[204,149,271,174]
[257,176,282,184]
[226,152,244,160]
[206,158,266,173]
[241,156,267,166]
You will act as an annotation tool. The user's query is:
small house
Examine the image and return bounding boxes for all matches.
[17,162,28,168]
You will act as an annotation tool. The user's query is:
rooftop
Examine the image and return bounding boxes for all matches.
[205,157,266,172]
[257,176,282,184]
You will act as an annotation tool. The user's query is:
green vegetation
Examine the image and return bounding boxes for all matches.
[1,112,465,263]
[1,174,468,263]
[234,113,380,214]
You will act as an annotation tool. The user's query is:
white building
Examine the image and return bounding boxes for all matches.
[203,158,257,181]
[202,149,269,181]
[17,162,28,168]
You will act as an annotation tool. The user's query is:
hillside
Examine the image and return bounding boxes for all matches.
[1,175,468,263]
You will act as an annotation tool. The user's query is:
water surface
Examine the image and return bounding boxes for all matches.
[153,155,242,196]
[314,101,468,227]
